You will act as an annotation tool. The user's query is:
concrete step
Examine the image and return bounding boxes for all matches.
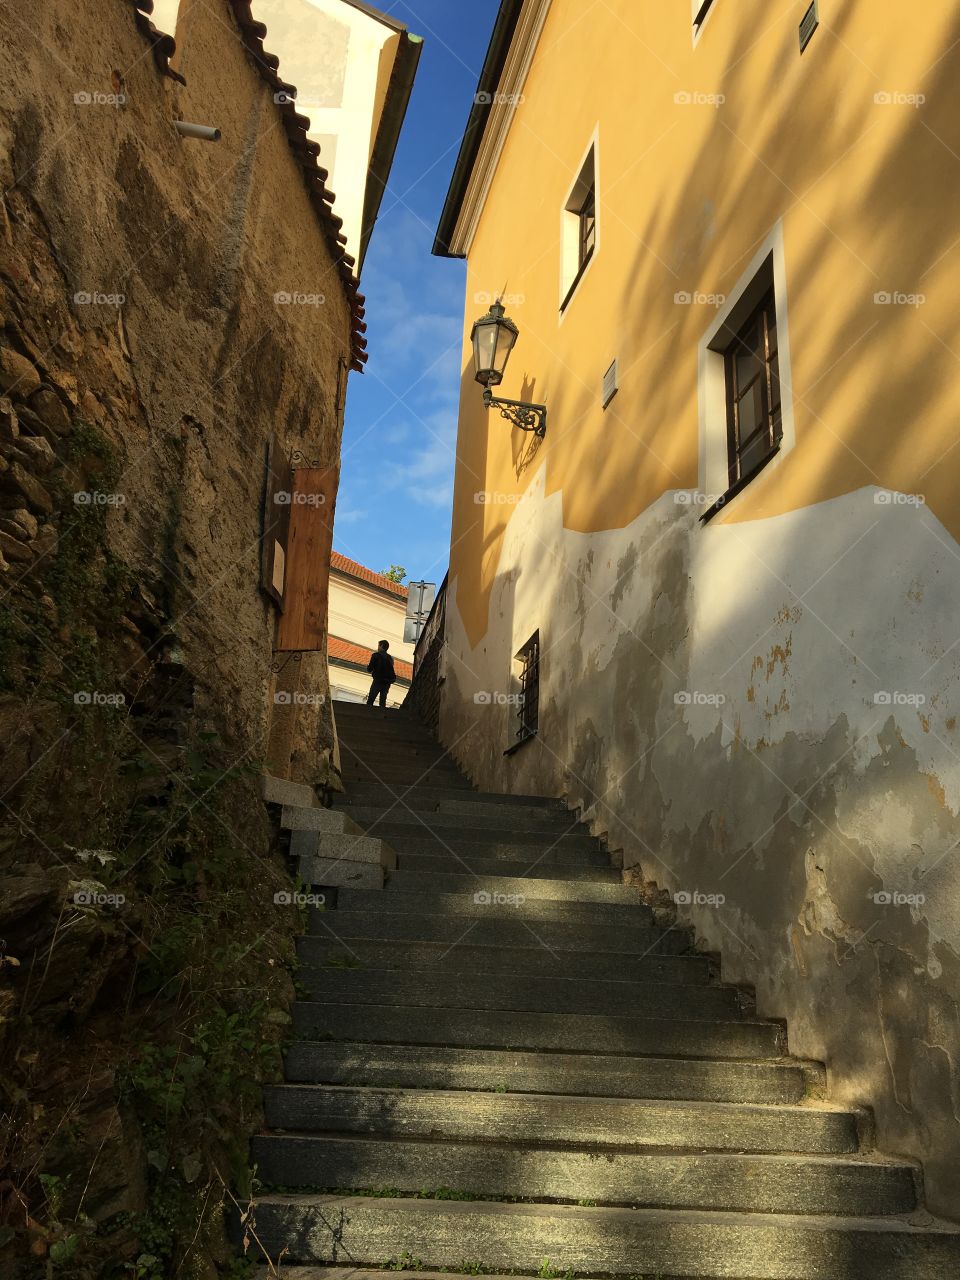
[336,885,650,924]
[339,747,458,771]
[294,936,712,984]
[388,837,611,867]
[261,1084,859,1153]
[245,1196,960,1276]
[356,820,595,847]
[252,1134,915,1217]
[294,967,742,1020]
[281,1041,815,1103]
[337,785,563,810]
[396,852,618,881]
[254,1270,759,1280]
[342,806,578,832]
[262,774,318,809]
[364,826,599,851]
[306,906,693,953]
[291,1003,786,1058]
[340,765,472,789]
[382,869,627,901]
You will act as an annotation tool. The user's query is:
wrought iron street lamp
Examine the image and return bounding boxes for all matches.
[470,300,547,437]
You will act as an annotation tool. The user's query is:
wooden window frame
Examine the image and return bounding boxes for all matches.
[723,287,782,490]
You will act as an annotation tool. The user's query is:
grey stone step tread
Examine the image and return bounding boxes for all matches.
[293,968,742,1020]
[245,1196,960,1277]
[281,1041,815,1103]
[291,1003,786,1058]
[260,1084,860,1153]
[306,907,694,953]
[396,853,618,881]
[342,806,579,831]
[294,937,712,984]
[338,787,565,809]
[336,887,648,923]
[251,1133,915,1216]
[382,870,628,901]
[252,1271,749,1280]
[341,771,473,789]
[383,835,605,860]
[356,824,596,848]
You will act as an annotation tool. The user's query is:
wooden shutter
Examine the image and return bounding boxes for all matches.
[261,434,293,609]
[275,464,339,652]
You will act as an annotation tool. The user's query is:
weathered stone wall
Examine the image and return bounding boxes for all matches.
[0,0,358,1270]
[405,581,445,736]
[0,0,355,804]
[438,472,960,1221]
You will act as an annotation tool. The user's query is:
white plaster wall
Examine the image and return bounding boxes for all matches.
[439,470,960,1215]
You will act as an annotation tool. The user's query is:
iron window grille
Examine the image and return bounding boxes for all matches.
[724,287,782,489]
[515,631,540,744]
[578,184,596,271]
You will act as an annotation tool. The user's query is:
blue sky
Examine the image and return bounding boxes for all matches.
[333,0,501,586]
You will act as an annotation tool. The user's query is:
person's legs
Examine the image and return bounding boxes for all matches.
[376,680,388,708]
[366,679,379,706]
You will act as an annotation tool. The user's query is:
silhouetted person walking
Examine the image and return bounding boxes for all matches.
[366,640,396,708]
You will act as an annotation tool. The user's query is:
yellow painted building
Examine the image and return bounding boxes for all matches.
[432,0,960,1217]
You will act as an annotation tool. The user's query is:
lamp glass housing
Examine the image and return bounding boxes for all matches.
[471,300,519,388]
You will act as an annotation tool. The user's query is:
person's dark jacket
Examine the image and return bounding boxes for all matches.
[367,649,396,684]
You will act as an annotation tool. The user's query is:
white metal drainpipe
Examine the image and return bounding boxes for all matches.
[174,121,222,142]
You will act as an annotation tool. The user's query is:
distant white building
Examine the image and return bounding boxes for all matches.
[326,552,413,705]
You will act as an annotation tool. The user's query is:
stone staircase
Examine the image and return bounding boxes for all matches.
[249,701,960,1278]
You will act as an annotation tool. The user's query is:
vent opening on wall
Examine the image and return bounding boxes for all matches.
[799,1,819,53]
[602,359,619,409]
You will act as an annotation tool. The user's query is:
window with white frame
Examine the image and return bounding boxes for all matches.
[560,141,597,310]
[697,226,795,521]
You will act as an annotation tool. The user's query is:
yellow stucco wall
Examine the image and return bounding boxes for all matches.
[449,0,960,646]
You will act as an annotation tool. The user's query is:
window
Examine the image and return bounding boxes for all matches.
[697,226,795,522]
[723,288,782,488]
[579,183,596,269]
[514,631,539,745]
[561,139,598,310]
[692,0,717,32]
